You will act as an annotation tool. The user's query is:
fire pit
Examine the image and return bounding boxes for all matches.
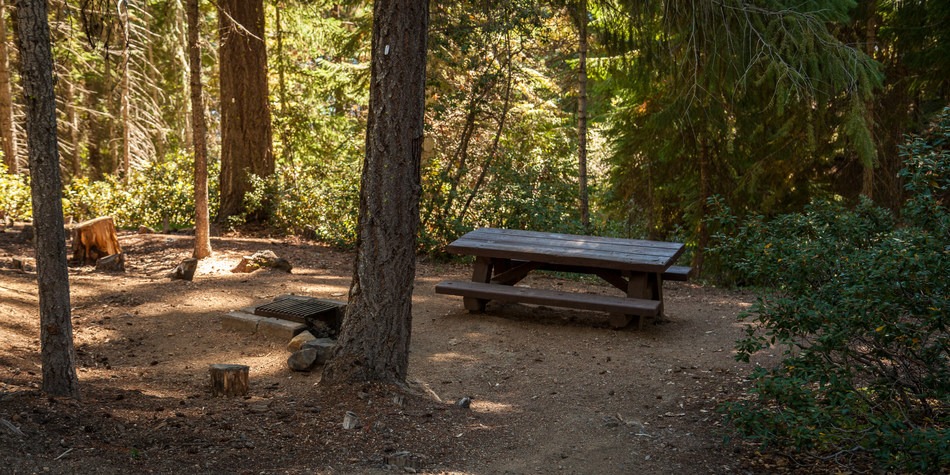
[254,295,344,337]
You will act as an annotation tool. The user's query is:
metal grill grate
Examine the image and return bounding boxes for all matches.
[254,296,340,323]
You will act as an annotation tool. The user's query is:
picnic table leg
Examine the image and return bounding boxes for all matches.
[649,273,664,317]
[464,256,493,312]
[609,272,652,330]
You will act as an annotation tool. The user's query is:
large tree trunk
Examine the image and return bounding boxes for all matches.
[322,0,429,385]
[15,0,80,398]
[216,0,274,222]
[0,0,17,174]
[187,0,211,259]
[576,0,590,231]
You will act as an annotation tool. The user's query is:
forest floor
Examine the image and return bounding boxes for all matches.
[0,227,821,474]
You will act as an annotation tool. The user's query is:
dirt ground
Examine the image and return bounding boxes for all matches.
[1,227,802,474]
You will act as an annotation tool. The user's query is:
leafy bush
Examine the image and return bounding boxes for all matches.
[63,152,218,230]
[242,161,360,247]
[0,166,31,221]
[712,108,950,471]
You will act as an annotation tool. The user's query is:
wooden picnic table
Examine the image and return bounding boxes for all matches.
[435,228,689,329]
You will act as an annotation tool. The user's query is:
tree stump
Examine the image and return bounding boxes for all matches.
[71,216,122,265]
[209,364,249,397]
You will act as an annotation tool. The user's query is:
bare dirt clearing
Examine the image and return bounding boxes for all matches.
[1,229,793,474]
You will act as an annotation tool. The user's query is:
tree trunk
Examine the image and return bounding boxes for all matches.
[119,0,131,181]
[0,0,17,174]
[322,0,429,385]
[64,80,81,178]
[459,33,514,221]
[209,364,249,397]
[15,0,80,398]
[187,0,211,259]
[217,0,274,222]
[576,0,590,232]
[693,135,710,276]
[70,216,122,265]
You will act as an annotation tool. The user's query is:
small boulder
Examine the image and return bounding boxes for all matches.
[11,256,35,273]
[287,331,317,352]
[96,253,126,272]
[287,348,318,372]
[301,338,337,365]
[169,257,198,281]
[342,411,360,430]
[231,250,292,274]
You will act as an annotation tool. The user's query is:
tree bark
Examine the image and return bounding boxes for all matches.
[576,0,590,232]
[0,0,17,174]
[15,0,80,398]
[322,0,429,385]
[119,0,131,181]
[187,0,211,259]
[217,0,274,222]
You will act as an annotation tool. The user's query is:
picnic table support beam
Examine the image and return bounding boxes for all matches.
[463,256,493,312]
[491,261,539,285]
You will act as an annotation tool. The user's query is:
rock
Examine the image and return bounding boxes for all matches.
[301,338,337,365]
[138,225,155,234]
[287,331,316,352]
[383,451,423,471]
[342,411,360,430]
[454,397,472,409]
[95,253,126,272]
[287,348,318,371]
[169,258,198,281]
[11,256,35,273]
[231,250,292,274]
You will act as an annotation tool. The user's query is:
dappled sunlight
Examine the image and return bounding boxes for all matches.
[470,399,516,414]
[427,351,478,364]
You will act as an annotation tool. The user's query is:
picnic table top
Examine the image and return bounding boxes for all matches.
[445,228,685,273]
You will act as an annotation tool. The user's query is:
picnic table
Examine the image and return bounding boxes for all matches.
[435,228,689,329]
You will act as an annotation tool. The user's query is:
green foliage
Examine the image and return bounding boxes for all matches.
[62,152,219,230]
[0,167,31,221]
[242,161,360,247]
[712,109,950,471]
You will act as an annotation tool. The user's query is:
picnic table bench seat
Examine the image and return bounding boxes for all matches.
[435,280,661,316]
[662,265,692,282]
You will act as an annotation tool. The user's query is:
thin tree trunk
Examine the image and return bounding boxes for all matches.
[15,0,80,398]
[459,33,514,221]
[577,0,590,231]
[188,0,211,259]
[274,4,291,166]
[860,10,877,200]
[176,0,193,150]
[64,80,81,177]
[119,0,131,181]
[437,92,480,220]
[693,135,710,276]
[0,0,17,174]
[322,0,429,385]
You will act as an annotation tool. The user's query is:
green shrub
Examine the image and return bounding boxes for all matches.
[0,166,31,221]
[243,161,360,247]
[62,152,218,230]
[712,108,950,471]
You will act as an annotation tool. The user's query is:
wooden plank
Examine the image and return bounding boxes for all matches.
[446,228,685,272]
[662,265,691,281]
[435,280,660,316]
[452,231,683,256]
[474,228,683,251]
